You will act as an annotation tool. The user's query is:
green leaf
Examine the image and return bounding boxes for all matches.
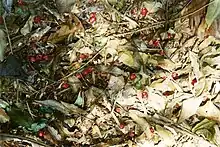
[7,107,34,128]
[205,0,220,28]
[192,118,216,133]
[30,119,47,132]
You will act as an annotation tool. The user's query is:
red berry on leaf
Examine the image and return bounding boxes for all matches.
[89,16,96,24]
[82,70,89,76]
[38,130,45,137]
[62,83,70,89]
[86,67,93,73]
[142,91,148,98]
[119,123,125,129]
[89,12,96,24]
[130,73,136,80]
[162,91,174,96]
[162,76,167,80]
[131,8,137,15]
[79,54,88,59]
[129,130,135,137]
[90,12,96,18]
[115,107,121,113]
[153,40,160,47]
[43,55,49,61]
[17,0,24,6]
[160,50,165,56]
[29,56,36,62]
[167,32,172,39]
[75,73,83,79]
[36,54,43,61]
[34,16,42,24]
[150,127,154,133]
[141,8,148,16]
[171,72,179,80]
[191,78,197,86]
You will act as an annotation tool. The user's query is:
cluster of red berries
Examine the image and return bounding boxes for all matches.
[33,16,42,24]
[89,12,96,24]
[75,67,94,79]
[28,54,49,62]
[131,7,148,16]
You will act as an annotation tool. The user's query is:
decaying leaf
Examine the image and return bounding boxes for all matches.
[205,0,220,28]
[129,111,152,139]
[0,29,7,62]
[155,125,175,146]
[197,101,220,123]
[178,96,203,123]
[0,108,9,123]
[192,118,216,143]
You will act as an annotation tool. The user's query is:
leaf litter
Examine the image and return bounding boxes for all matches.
[1,0,220,146]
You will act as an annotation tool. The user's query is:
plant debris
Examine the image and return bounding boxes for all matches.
[1,0,220,146]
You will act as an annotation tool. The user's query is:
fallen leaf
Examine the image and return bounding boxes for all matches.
[0,108,9,123]
[178,96,203,123]
[0,29,7,61]
[155,125,175,146]
[129,111,152,139]
[197,101,220,123]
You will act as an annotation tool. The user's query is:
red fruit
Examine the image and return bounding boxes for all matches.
[36,54,43,61]
[29,56,36,62]
[162,76,167,80]
[89,16,96,24]
[79,54,88,59]
[131,8,137,15]
[75,73,83,79]
[119,123,125,129]
[89,12,96,24]
[38,130,45,137]
[150,127,154,133]
[160,50,165,56]
[153,40,160,47]
[17,0,24,5]
[167,32,172,39]
[141,8,148,16]
[142,91,148,98]
[90,12,96,18]
[34,16,42,24]
[171,72,179,80]
[130,73,136,80]
[82,70,89,76]
[129,131,135,137]
[191,78,197,86]
[115,107,121,113]
[162,91,174,96]
[86,67,93,73]
[62,83,70,89]
[43,55,49,61]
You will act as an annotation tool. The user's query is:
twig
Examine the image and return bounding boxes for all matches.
[2,13,13,55]
[114,1,214,37]
[61,47,105,80]
[26,101,37,118]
